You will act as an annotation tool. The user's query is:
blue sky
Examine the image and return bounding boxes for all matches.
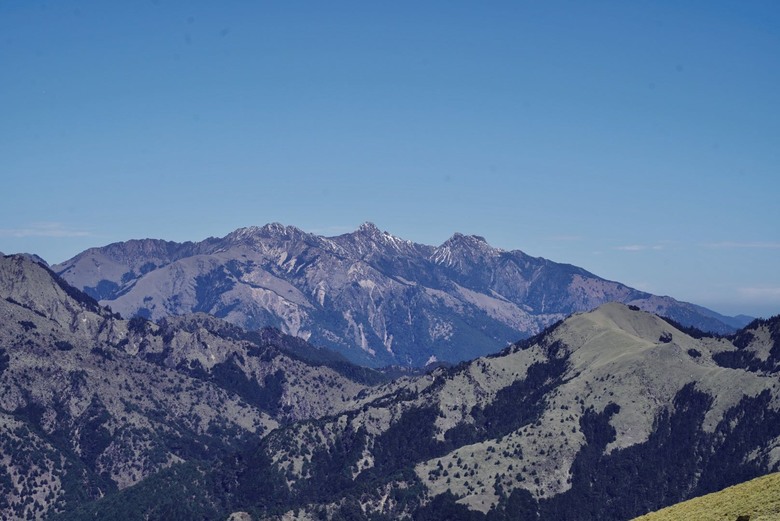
[1,1,778,317]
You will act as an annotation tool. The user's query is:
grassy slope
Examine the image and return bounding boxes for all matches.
[632,472,780,521]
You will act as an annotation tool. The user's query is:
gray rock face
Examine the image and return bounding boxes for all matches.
[54,223,749,367]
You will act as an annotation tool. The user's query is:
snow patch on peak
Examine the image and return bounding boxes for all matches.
[225,226,262,240]
[346,222,415,253]
[263,222,286,233]
[431,233,501,266]
[356,222,397,242]
[262,222,301,235]
[357,221,381,234]
[259,222,306,238]
[441,232,494,249]
[224,223,307,245]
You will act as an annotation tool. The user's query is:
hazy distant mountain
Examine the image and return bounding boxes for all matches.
[54,223,751,367]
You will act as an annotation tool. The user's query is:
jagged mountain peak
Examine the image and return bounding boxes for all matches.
[431,231,503,267]
[446,231,488,244]
[53,224,750,367]
[260,222,306,237]
[442,231,503,252]
[353,221,409,245]
[332,222,419,258]
[224,222,307,244]
[356,221,381,235]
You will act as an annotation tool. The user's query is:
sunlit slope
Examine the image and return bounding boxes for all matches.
[54,223,746,367]
[632,472,780,521]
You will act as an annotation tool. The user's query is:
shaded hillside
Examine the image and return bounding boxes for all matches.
[0,255,380,519]
[54,223,749,367]
[50,303,780,521]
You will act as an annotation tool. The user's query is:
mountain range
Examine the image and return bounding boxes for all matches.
[53,223,751,367]
[2,253,779,520]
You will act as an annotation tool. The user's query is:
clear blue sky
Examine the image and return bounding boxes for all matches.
[1,1,778,317]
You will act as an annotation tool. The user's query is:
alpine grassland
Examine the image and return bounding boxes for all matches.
[632,472,780,521]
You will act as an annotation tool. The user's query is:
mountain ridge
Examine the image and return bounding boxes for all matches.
[0,254,384,519]
[53,224,752,367]
[50,302,780,520]
[2,253,778,520]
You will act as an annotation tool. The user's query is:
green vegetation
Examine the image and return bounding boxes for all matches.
[632,472,780,521]
[51,462,224,521]
[716,315,780,373]
[0,348,8,375]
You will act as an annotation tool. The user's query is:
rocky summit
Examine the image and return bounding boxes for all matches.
[54,223,749,367]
